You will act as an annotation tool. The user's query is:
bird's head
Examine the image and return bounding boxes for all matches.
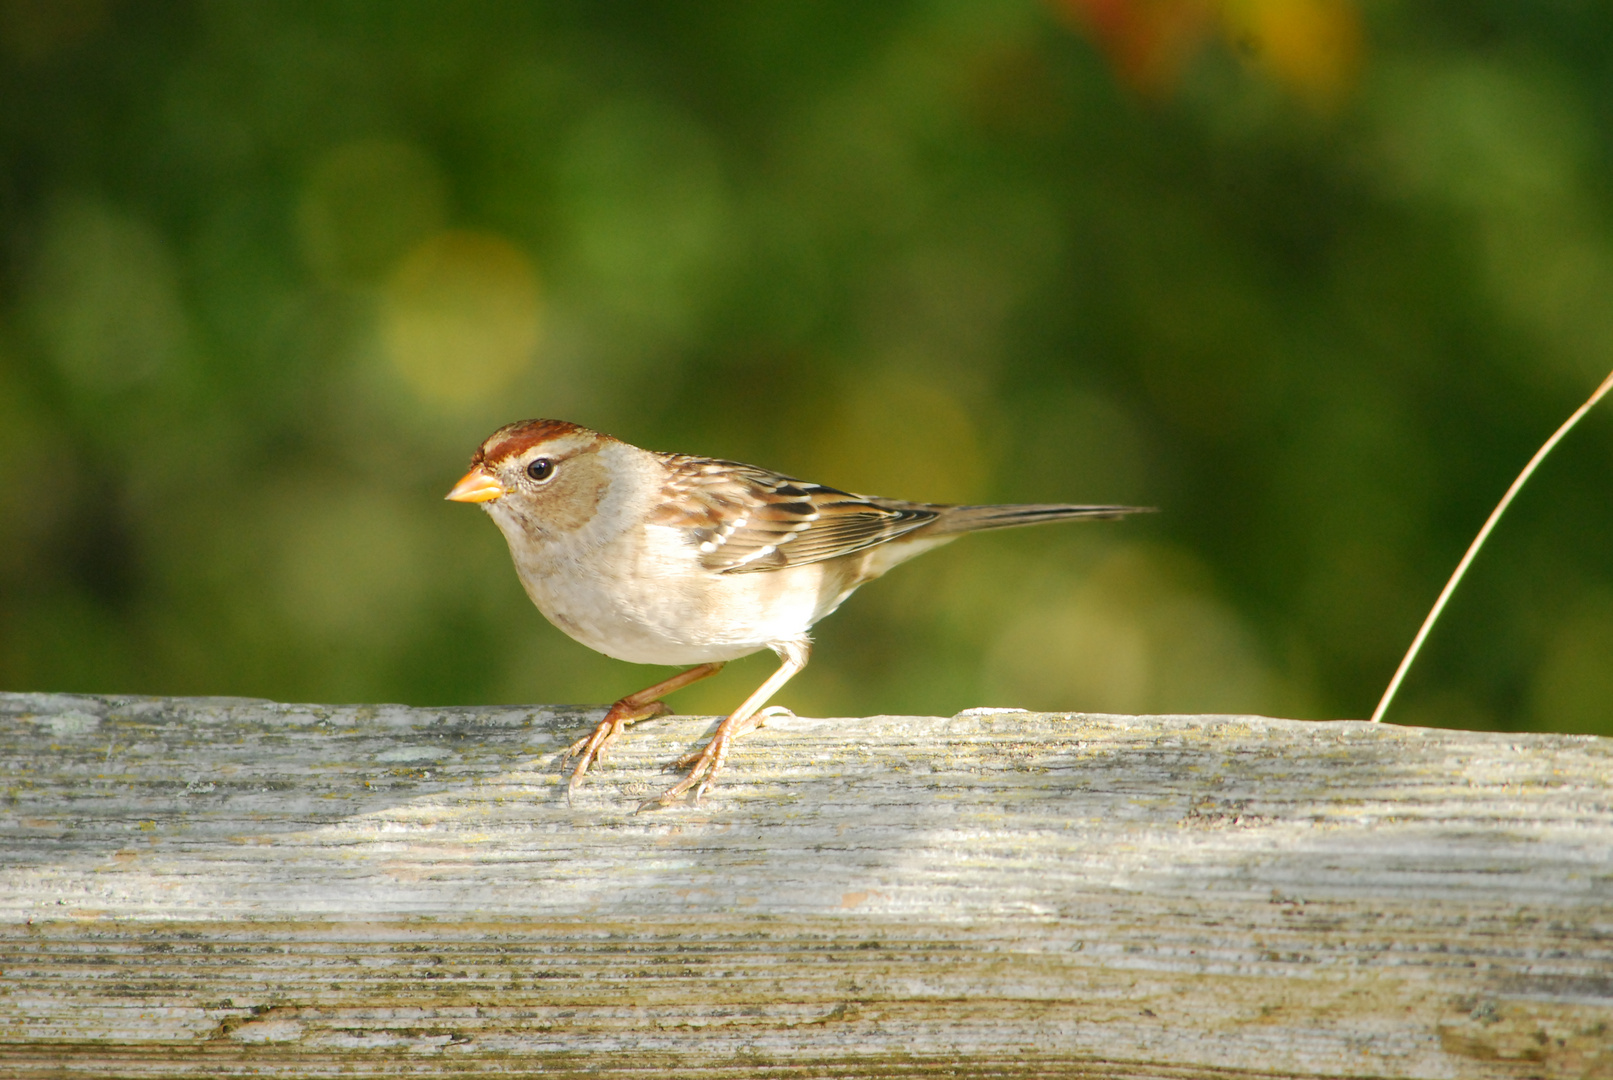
[446,418,615,538]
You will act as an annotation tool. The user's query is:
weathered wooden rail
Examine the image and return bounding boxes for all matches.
[1,691,1609,1078]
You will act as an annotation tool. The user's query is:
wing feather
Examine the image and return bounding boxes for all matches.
[649,456,938,574]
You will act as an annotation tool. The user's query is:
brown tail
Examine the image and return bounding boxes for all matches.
[924,503,1154,536]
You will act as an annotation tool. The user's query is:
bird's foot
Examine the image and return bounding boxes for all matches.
[563,700,671,799]
[642,707,788,810]
[641,733,727,809]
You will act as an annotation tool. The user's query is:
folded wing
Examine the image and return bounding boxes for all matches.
[651,457,938,574]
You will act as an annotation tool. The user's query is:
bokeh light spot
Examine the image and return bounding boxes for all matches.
[1054,0,1362,107]
[380,230,542,409]
[989,545,1281,714]
[27,198,185,392]
[1224,0,1362,109]
[809,367,986,503]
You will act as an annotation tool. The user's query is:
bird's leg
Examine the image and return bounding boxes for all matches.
[645,642,809,809]
[564,662,725,793]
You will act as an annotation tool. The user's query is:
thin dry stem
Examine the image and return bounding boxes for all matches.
[1370,368,1613,723]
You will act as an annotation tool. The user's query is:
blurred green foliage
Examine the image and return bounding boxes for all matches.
[2,1,1611,735]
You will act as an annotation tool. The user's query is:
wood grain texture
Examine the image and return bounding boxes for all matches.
[1,691,1610,1078]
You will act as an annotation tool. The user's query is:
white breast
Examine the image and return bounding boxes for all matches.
[518,522,839,665]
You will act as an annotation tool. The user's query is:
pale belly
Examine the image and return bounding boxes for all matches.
[513,528,854,666]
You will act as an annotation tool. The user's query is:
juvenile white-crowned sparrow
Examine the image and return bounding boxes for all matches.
[447,418,1149,806]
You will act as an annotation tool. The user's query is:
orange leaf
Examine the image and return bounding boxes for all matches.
[1051,0,1217,96]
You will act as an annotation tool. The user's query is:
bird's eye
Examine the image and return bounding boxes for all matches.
[526,457,555,482]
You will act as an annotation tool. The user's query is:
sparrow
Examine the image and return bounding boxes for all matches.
[447,419,1149,807]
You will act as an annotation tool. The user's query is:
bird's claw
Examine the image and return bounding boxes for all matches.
[640,705,785,810]
[562,701,673,800]
[637,753,715,811]
[637,768,709,812]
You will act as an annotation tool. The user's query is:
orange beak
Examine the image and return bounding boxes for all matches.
[445,467,508,504]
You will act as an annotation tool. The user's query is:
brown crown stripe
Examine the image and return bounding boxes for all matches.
[477,419,597,466]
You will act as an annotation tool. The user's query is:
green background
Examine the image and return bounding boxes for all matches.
[3,1,1611,735]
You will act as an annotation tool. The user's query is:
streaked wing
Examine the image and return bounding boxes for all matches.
[651,456,938,574]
